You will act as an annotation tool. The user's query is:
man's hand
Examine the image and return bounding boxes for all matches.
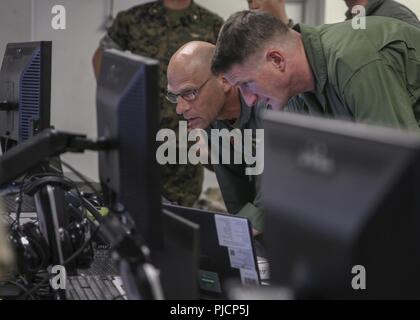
[252,228,262,237]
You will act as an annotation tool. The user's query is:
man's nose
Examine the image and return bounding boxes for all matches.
[176,99,190,115]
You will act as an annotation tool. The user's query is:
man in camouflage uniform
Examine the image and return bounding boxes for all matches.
[92,0,223,206]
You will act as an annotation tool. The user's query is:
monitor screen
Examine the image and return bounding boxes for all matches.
[96,49,162,250]
[261,111,420,299]
[159,209,200,300]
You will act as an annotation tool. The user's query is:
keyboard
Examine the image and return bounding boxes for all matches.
[78,248,119,276]
[67,275,126,300]
[68,246,125,300]
[1,211,38,228]
[1,193,36,213]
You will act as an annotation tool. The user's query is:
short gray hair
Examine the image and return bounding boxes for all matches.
[211,10,291,75]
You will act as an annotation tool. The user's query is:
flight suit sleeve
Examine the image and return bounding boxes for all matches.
[342,60,419,130]
[237,176,265,232]
[236,187,264,233]
[284,97,309,114]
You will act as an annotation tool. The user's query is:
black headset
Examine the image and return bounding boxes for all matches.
[9,173,94,278]
[9,222,49,279]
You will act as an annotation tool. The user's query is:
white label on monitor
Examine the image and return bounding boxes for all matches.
[257,256,270,281]
[215,214,251,249]
[227,247,255,270]
[240,268,259,286]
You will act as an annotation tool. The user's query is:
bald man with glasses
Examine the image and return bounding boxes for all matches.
[167,41,270,235]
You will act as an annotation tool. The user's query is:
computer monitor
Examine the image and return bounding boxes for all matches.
[162,203,261,299]
[159,209,200,300]
[0,41,51,153]
[96,49,162,250]
[261,111,420,299]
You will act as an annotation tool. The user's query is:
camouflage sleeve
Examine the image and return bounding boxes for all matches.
[99,33,123,50]
[103,11,131,50]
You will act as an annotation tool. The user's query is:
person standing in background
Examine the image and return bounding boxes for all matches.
[344,0,420,28]
[247,0,294,26]
[92,0,224,207]
[247,0,420,28]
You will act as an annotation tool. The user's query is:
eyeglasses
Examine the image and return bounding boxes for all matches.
[166,77,211,104]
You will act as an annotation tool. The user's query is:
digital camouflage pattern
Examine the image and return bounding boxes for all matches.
[100,1,223,206]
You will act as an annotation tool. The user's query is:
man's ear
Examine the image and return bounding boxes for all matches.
[266,50,286,72]
[220,76,232,93]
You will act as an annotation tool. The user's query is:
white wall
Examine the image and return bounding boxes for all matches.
[397,0,420,17]
[0,0,32,68]
[324,0,347,23]
[31,0,103,181]
[196,0,304,22]
[30,0,150,181]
